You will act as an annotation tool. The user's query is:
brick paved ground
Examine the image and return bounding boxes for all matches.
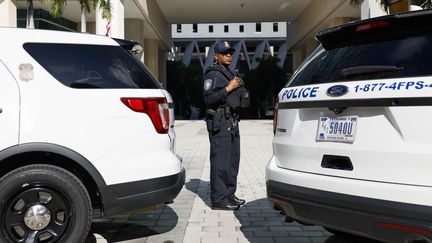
[91,120,381,243]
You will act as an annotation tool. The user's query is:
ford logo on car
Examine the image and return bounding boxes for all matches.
[327,85,348,97]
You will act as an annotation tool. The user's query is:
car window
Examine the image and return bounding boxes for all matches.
[23,43,160,89]
[287,34,432,87]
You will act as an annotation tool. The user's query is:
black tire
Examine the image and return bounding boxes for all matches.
[0,164,92,243]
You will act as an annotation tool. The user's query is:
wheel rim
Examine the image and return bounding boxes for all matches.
[2,185,71,243]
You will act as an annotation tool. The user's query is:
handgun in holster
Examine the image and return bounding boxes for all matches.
[206,109,223,132]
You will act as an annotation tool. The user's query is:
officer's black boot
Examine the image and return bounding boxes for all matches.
[212,201,240,211]
[229,195,246,206]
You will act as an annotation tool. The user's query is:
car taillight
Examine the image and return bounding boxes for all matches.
[356,20,390,32]
[121,97,170,134]
[377,223,432,235]
[273,98,279,135]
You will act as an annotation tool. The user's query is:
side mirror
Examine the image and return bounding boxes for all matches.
[131,44,143,55]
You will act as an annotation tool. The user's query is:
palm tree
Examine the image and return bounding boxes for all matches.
[77,0,111,33]
[26,0,35,28]
[44,0,67,18]
[49,0,111,33]
[98,0,111,20]
[79,0,95,33]
[26,0,53,28]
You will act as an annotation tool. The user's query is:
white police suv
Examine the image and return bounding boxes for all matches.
[266,10,432,243]
[0,27,184,243]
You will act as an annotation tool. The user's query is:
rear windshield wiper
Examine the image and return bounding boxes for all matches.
[341,65,404,77]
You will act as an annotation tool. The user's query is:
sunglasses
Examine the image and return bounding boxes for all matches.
[218,51,234,55]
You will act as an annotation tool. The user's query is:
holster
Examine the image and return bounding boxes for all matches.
[206,109,223,132]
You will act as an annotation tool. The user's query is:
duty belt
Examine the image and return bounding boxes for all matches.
[207,107,238,119]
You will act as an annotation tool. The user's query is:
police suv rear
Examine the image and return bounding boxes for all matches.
[0,27,184,243]
[266,10,432,243]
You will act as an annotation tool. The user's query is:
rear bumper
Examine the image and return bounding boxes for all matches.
[266,179,432,243]
[100,168,185,215]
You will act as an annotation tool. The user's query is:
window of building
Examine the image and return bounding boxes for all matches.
[193,24,198,33]
[239,25,244,33]
[176,24,182,33]
[224,25,229,33]
[273,23,278,32]
[256,23,261,32]
[209,25,214,33]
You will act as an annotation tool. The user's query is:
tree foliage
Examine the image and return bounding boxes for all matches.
[97,0,112,19]
[167,61,205,119]
[47,0,111,19]
[242,57,287,118]
[41,0,67,18]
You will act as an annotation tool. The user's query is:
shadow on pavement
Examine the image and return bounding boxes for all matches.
[324,234,384,243]
[89,206,179,242]
[185,178,212,208]
[233,198,324,243]
[89,223,157,242]
[233,198,384,243]
[185,178,382,243]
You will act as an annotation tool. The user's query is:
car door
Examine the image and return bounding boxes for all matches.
[0,60,20,148]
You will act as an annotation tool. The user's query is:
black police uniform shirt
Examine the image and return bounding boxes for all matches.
[203,63,246,111]
[203,63,245,136]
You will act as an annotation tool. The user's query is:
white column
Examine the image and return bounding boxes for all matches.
[361,0,387,19]
[96,0,124,38]
[0,0,16,28]
[144,39,159,78]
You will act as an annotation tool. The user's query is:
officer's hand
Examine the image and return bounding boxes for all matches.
[225,78,241,93]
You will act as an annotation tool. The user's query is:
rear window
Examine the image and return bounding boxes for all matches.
[24,43,160,89]
[288,34,432,87]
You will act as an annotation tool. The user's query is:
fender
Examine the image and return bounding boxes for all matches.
[0,142,106,187]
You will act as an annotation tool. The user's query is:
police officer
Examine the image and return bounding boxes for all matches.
[203,41,247,211]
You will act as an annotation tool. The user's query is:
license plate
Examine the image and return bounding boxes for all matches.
[316,116,359,143]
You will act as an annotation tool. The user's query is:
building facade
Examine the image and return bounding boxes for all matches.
[0,0,417,85]
[171,22,291,74]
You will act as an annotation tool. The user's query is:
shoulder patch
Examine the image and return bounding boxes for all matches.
[204,79,213,90]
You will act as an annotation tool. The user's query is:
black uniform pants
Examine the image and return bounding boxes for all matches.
[208,122,240,206]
